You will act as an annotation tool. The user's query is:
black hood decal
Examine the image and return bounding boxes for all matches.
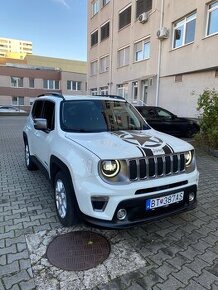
[111,131,174,156]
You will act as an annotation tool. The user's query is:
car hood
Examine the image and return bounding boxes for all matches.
[65,129,193,160]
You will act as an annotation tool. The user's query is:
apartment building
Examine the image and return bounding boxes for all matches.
[0,38,32,59]
[0,55,87,111]
[87,0,218,117]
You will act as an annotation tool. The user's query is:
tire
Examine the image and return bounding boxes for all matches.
[24,141,38,171]
[54,171,78,227]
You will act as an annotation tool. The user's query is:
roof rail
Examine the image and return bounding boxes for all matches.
[37,92,65,100]
[95,94,125,100]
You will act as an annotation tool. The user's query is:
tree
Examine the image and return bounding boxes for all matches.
[197,89,218,149]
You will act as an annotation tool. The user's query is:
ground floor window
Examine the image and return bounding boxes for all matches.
[99,86,108,95]
[117,83,128,99]
[67,80,82,91]
[132,81,138,103]
[90,88,98,95]
[141,79,148,104]
[43,80,59,90]
[12,96,24,106]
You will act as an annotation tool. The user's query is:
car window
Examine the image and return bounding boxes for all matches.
[32,100,44,119]
[138,108,156,118]
[42,101,55,130]
[61,100,149,132]
[156,108,172,118]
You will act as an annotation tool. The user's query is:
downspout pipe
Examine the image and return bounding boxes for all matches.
[155,0,164,106]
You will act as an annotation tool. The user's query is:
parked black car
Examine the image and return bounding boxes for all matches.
[135,106,200,137]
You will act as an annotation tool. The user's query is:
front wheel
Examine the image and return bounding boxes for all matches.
[54,171,78,227]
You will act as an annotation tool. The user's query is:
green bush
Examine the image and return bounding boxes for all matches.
[196,89,218,149]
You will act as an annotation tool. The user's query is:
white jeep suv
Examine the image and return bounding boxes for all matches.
[23,93,199,228]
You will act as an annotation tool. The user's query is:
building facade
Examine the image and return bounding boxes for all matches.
[87,0,218,117]
[0,38,32,59]
[0,55,87,111]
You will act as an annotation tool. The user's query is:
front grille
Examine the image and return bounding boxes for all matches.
[128,153,185,181]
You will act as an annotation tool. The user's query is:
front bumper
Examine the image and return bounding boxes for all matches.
[81,185,197,229]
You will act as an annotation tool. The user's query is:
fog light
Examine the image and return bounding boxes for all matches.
[189,192,195,202]
[117,209,127,221]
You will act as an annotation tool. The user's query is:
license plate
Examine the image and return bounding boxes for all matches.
[146,192,184,210]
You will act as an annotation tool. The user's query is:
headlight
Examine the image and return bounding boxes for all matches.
[184,151,192,166]
[101,160,120,178]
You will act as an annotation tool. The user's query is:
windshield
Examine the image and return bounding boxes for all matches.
[60,100,150,133]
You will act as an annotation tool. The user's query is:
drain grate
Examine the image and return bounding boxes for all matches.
[46,231,110,271]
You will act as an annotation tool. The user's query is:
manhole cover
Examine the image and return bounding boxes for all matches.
[46,231,110,271]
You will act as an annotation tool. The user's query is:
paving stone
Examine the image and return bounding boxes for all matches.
[0,245,17,256]
[186,257,210,275]
[19,279,35,290]
[8,250,29,264]
[156,275,185,289]
[172,265,198,285]
[2,270,30,289]
[166,253,191,270]
[193,270,218,289]
[198,249,217,265]
[0,255,6,266]
[183,279,208,290]
[180,245,202,261]
[154,262,179,280]
[0,261,19,276]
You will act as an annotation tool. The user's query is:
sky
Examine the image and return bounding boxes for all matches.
[0,0,88,61]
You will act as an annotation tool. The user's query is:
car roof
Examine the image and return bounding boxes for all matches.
[37,94,126,103]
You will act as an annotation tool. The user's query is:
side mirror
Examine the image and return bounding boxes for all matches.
[34,118,48,130]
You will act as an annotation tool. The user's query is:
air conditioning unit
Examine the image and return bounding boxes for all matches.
[157,27,169,39]
[138,12,149,24]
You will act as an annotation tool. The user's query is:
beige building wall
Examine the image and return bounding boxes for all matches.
[0,37,32,59]
[87,0,218,117]
[26,55,87,74]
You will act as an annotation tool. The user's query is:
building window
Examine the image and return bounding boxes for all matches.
[99,86,108,95]
[100,55,109,73]
[101,22,110,41]
[117,46,130,67]
[215,70,218,77]
[103,0,110,7]
[11,77,23,88]
[173,12,196,48]
[136,0,152,18]
[92,0,99,16]
[132,82,138,102]
[90,88,98,95]
[134,39,150,62]
[12,96,24,106]
[91,30,98,47]
[141,79,148,104]
[90,60,98,76]
[206,1,218,36]
[29,78,34,88]
[67,81,82,91]
[119,5,132,30]
[117,83,128,99]
[43,80,59,90]
[175,74,183,82]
